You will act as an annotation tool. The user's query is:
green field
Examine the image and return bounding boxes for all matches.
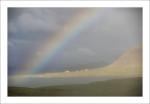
[8,77,142,96]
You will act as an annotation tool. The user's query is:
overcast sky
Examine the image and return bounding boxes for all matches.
[8,8,142,75]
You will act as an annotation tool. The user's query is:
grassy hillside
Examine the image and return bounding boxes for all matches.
[8,77,142,96]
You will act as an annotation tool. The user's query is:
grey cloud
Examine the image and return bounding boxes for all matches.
[8,22,17,34]
[8,8,142,74]
[8,8,79,35]
[77,48,95,56]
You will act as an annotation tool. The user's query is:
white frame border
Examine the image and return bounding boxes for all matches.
[0,1,149,104]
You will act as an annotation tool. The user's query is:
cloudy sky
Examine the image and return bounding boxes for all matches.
[8,8,142,75]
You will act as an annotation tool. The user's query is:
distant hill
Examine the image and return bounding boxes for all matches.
[92,46,142,77]
[108,46,142,68]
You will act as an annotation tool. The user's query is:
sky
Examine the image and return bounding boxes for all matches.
[8,8,142,75]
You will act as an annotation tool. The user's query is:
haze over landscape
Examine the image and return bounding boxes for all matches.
[9,46,142,87]
[8,8,142,96]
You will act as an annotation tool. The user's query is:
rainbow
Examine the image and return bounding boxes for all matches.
[18,8,100,75]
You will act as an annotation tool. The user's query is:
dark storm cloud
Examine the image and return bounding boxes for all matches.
[8,8,142,74]
[8,8,78,34]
